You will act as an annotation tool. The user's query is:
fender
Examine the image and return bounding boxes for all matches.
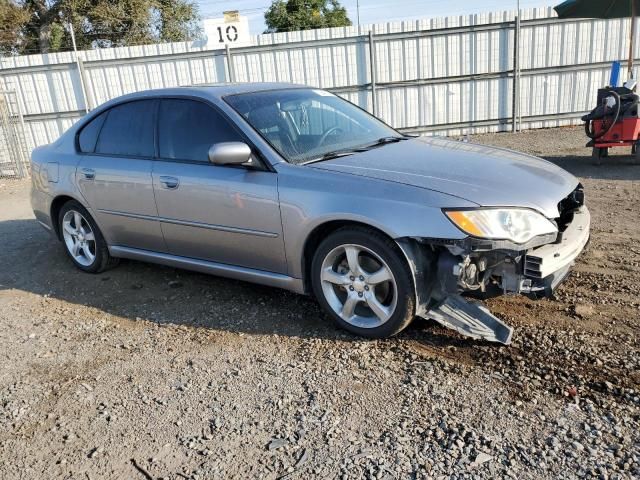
[276,162,473,279]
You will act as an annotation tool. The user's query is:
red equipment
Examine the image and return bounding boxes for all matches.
[584,86,640,163]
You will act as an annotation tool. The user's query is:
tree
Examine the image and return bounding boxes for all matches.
[155,0,201,43]
[1,0,201,56]
[0,1,30,54]
[265,0,351,33]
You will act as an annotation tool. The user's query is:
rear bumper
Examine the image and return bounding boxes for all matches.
[520,206,590,297]
[31,186,55,234]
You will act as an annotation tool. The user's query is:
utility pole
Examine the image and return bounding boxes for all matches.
[629,1,637,78]
[511,0,521,132]
[68,22,90,113]
[357,0,361,28]
[226,43,236,82]
[369,31,377,116]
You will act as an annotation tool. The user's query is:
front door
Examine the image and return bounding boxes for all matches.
[152,98,286,273]
[76,99,165,252]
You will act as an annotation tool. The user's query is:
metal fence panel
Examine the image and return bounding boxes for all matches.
[0,6,636,153]
[0,90,29,178]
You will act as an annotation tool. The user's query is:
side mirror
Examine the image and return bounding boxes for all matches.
[208,142,253,166]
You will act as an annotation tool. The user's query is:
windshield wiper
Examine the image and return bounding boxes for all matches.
[362,136,409,149]
[304,149,360,164]
[303,137,408,165]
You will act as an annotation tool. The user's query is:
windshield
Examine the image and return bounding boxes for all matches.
[224,88,401,164]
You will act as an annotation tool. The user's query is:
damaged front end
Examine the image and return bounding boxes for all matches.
[398,188,590,345]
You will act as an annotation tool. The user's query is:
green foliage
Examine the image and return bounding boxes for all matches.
[156,0,201,43]
[0,0,31,54]
[265,0,352,33]
[1,0,201,55]
[48,20,65,51]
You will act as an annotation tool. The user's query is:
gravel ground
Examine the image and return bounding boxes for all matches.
[0,126,638,480]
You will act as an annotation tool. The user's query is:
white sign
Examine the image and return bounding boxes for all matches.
[203,15,251,49]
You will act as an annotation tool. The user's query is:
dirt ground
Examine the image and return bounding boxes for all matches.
[0,127,638,480]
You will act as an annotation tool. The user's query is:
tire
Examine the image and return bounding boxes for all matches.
[58,200,118,273]
[311,226,415,338]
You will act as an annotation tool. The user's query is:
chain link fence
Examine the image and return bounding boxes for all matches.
[0,90,30,179]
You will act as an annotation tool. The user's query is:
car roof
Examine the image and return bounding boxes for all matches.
[103,82,308,106]
[185,82,306,97]
[72,82,316,139]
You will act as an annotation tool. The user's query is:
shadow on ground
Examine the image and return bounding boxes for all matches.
[542,154,640,181]
[0,217,476,350]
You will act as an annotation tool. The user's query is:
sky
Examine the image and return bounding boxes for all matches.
[196,0,557,34]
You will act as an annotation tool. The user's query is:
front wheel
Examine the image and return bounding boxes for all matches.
[311,227,415,338]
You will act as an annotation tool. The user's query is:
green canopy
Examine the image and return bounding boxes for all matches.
[555,0,640,19]
[555,0,639,76]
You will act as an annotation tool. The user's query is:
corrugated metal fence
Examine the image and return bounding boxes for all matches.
[0,6,636,175]
[0,91,29,178]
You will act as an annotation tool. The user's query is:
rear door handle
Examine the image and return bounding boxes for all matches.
[81,168,95,180]
[159,176,179,189]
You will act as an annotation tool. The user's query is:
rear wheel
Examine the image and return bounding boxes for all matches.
[58,200,118,273]
[311,226,415,338]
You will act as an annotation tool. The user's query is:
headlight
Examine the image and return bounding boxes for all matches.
[445,208,557,244]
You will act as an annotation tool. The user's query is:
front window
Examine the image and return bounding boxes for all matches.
[157,99,242,163]
[225,88,401,164]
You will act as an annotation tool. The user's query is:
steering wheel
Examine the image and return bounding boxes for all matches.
[316,126,343,147]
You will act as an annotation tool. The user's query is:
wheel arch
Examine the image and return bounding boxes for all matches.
[50,195,85,240]
[301,219,408,295]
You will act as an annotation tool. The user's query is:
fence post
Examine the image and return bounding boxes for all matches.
[368,31,377,116]
[225,44,236,82]
[511,14,520,132]
[76,57,93,111]
[68,23,90,113]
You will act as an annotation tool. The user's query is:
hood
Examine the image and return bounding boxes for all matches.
[309,137,578,218]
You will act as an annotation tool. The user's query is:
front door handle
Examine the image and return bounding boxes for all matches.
[159,176,180,189]
[81,168,95,180]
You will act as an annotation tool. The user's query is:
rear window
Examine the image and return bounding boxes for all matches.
[77,111,107,153]
[95,100,156,157]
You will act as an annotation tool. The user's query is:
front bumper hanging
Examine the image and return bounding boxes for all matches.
[426,295,513,345]
[398,206,591,346]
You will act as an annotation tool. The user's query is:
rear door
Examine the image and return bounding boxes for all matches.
[152,98,286,273]
[76,99,165,252]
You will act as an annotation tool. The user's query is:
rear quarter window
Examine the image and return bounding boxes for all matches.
[77,111,108,153]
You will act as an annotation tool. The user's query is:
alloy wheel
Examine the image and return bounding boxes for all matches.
[61,210,96,267]
[320,243,398,328]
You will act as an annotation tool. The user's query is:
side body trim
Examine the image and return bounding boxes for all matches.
[97,209,278,238]
[108,246,305,294]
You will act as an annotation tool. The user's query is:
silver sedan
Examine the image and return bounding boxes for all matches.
[30,83,590,344]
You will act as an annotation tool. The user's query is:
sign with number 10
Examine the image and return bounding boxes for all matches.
[203,16,251,49]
